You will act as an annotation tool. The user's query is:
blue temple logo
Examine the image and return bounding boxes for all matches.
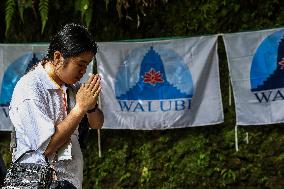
[251,29,284,91]
[115,46,193,112]
[0,53,43,106]
[250,29,284,103]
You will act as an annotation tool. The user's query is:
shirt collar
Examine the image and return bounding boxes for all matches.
[36,63,60,90]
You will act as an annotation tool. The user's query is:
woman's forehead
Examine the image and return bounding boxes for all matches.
[70,52,94,61]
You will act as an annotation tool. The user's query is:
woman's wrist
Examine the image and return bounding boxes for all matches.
[73,105,87,116]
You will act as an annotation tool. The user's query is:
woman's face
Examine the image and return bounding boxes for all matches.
[56,51,94,84]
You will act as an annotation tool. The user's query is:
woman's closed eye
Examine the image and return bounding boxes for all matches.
[78,64,87,68]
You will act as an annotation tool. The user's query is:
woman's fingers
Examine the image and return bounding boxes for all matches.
[82,74,101,99]
[93,86,102,97]
[83,74,99,91]
[91,77,100,93]
[85,74,95,87]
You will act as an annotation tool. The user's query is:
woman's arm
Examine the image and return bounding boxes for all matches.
[44,106,86,156]
[44,74,100,156]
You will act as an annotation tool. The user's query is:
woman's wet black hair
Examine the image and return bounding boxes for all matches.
[44,23,97,61]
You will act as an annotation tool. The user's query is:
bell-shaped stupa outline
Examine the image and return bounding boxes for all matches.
[0,53,40,106]
[117,46,193,100]
[251,36,284,91]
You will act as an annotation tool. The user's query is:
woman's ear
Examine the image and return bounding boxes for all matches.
[53,51,63,66]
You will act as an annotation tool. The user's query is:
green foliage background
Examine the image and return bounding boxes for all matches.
[0,0,284,188]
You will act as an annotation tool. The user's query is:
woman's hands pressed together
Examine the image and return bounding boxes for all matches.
[45,74,103,156]
[75,74,102,113]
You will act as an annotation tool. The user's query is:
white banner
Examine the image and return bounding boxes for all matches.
[223,28,284,125]
[96,35,223,129]
[0,44,93,131]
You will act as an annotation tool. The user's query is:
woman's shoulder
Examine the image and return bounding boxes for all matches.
[11,65,46,104]
[15,68,43,92]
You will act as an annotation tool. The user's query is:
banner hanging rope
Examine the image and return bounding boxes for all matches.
[235,124,239,152]
[229,75,232,107]
[97,129,102,158]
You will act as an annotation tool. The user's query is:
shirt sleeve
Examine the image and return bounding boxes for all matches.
[9,99,55,154]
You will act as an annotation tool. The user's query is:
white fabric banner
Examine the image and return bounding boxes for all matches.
[96,35,223,130]
[0,44,93,131]
[223,27,284,125]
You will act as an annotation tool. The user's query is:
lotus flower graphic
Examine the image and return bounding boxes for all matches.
[143,68,164,86]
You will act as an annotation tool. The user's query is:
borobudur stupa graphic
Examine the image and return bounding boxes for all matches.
[251,37,284,92]
[117,47,193,100]
[0,53,40,106]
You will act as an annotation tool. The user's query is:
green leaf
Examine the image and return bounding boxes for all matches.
[104,0,109,10]
[78,0,92,28]
[84,6,93,28]
[39,0,48,34]
[5,0,16,36]
[17,0,33,23]
[17,0,24,22]
[80,0,89,20]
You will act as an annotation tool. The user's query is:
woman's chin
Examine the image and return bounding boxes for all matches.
[74,77,81,83]
[65,79,77,85]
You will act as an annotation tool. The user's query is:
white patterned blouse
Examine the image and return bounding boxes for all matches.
[9,63,83,189]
